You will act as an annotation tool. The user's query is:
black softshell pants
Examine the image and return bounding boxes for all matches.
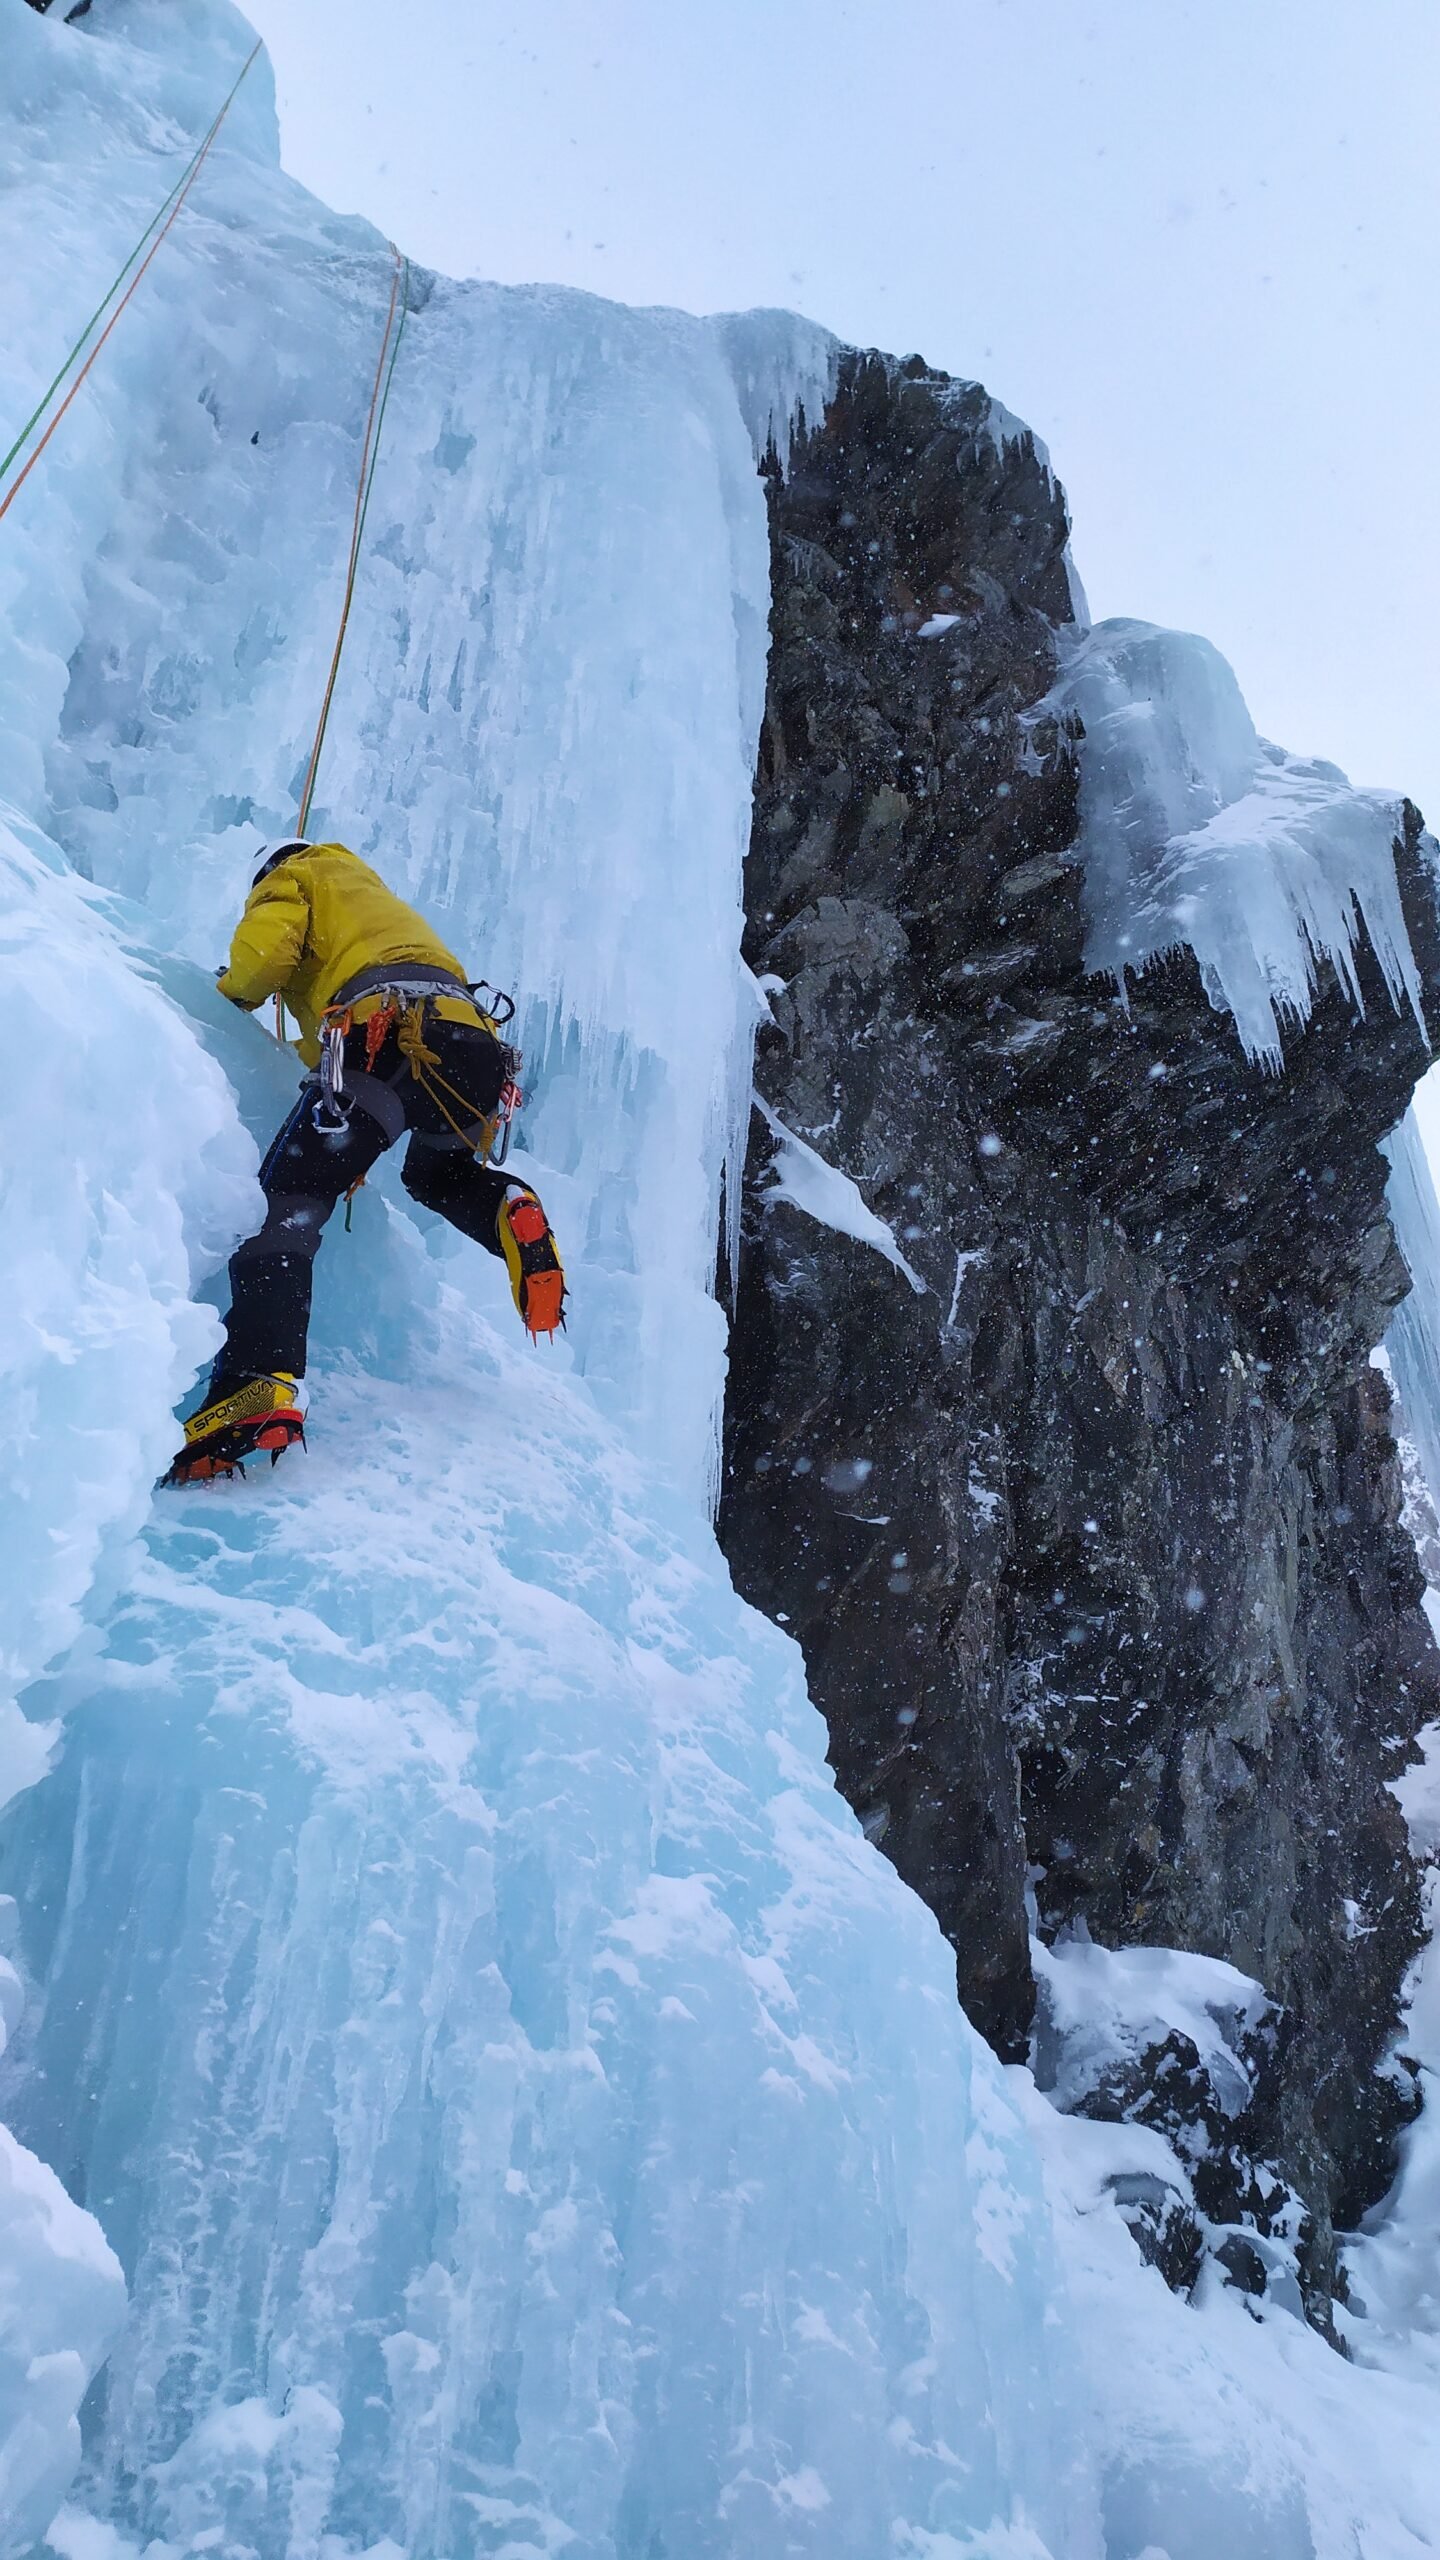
[216,1010,511,1383]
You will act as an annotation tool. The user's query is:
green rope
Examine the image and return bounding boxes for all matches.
[0,40,261,490]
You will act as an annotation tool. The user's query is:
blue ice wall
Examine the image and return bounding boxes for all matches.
[0,5,1092,2552]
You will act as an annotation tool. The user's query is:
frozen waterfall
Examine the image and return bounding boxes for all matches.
[0,5,1086,2553]
[8,4,1440,2557]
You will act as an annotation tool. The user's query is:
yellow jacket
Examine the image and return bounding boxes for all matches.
[218,842,468,1065]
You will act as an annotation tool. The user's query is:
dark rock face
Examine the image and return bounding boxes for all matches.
[718,349,1440,2321]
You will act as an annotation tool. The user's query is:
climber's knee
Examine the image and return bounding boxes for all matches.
[233,1191,334,1264]
[402,1137,508,1253]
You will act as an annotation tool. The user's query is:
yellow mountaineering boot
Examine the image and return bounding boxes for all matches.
[498,1189,566,1340]
[162,1372,306,1487]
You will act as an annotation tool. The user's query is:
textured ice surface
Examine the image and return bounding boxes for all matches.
[2,1292,1088,2557]
[0,2,834,1515]
[0,809,232,2538]
[0,815,253,1762]
[708,307,838,469]
[0,1875,123,2560]
[1050,617,1426,1066]
[0,2115,124,2560]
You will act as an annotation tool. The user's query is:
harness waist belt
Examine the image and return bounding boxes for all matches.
[332,961,471,1009]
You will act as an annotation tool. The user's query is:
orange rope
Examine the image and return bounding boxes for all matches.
[295,245,407,833]
[0,39,263,527]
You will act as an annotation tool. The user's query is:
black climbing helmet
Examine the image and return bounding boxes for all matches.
[251,838,310,888]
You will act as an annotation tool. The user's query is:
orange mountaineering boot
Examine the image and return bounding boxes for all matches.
[498,1188,567,1340]
[161,1372,306,1487]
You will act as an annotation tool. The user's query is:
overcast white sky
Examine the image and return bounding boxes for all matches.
[244,0,1439,824]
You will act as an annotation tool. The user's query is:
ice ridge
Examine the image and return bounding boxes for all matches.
[1048,616,1426,1068]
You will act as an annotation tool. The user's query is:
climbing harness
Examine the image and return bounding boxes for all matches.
[324,977,527,1236]
[0,40,263,522]
[294,246,410,836]
[314,976,523,1164]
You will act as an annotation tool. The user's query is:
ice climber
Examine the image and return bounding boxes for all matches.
[166,838,566,1485]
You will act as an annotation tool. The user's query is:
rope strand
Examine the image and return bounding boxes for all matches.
[295,249,410,835]
[0,39,262,523]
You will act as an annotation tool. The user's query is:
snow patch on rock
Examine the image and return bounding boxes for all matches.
[758,1099,927,1291]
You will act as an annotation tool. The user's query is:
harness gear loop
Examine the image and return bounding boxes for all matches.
[364,1000,397,1068]
[467,980,516,1030]
[312,1008,353,1132]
